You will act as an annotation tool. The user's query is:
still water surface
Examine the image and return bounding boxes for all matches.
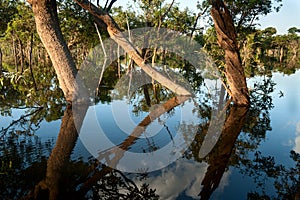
[0,70,299,199]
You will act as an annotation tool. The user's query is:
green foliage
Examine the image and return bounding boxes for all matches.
[288,27,300,35]
[0,65,65,122]
[58,0,100,52]
[240,27,300,75]
[199,0,283,30]
[113,0,196,35]
[0,0,18,35]
[5,2,35,41]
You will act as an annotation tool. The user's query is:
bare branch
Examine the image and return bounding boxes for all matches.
[160,0,175,24]
[106,0,117,12]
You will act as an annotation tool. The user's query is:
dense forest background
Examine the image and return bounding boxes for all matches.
[1,0,299,75]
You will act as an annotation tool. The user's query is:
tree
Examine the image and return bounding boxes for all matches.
[0,0,18,35]
[27,0,192,105]
[196,0,283,105]
[57,0,100,65]
[199,105,249,199]
[29,104,88,199]
[224,0,282,31]
[26,0,88,103]
[288,27,300,35]
[0,48,2,75]
[209,0,250,105]
[75,0,192,97]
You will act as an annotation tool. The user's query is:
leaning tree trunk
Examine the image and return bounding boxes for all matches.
[210,0,250,106]
[27,0,87,103]
[75,0,191,96]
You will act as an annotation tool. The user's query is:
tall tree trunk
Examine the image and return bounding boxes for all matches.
[0,47,3,75]
[288,41,298,68]
[12,34,18,72]
[27,0,87,103]
[18,38,25,73]
[143,84,151,106]
[279,46,284,63]
[29,33,38,91]
[210,0,250,106]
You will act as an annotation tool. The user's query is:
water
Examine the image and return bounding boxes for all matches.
[0,70,299,199]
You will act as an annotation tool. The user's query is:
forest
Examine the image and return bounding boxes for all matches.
[0,0,300,199]
[0,0,299,105]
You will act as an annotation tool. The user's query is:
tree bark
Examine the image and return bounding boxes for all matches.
[75,0,191,96]
[27,0,87,103]
[279,46,284,63]
[288,41,298,68]
[12,34,18,72]
[18,38,25,73]
[0,47,3,75]
[29,33,38,91]
[210,0,250,106]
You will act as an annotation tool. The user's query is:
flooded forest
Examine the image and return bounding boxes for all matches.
[1,0,300,199]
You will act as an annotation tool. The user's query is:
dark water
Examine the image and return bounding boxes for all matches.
[0,70,300,200]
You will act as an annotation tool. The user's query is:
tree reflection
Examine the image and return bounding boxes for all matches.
[245,150,300,200]
[183,72,300,199]
[18,99,162,199]
[97,95,190,170]
[199,105,249,200]
[79,163,159,200]
[1,65,300,199]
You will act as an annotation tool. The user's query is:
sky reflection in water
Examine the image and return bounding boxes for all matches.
[0,70,299,199]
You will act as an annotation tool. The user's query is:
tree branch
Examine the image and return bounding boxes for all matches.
[74,0,191,96]
[160,0,175,24]
[106,0,117,12]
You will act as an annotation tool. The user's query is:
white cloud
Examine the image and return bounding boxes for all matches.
[293,122,300,153]
[134,159,231,199]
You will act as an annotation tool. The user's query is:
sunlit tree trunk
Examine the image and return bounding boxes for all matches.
[12,34,18,72]
[210,0,250,106]
[29,33,38,91]
[27,0,87,103]
[75,0,191,96]
[288,40,298,67]
[279,46,284,63]
[18,38,25,73]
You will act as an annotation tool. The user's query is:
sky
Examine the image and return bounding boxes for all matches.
[116,0,300,35]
